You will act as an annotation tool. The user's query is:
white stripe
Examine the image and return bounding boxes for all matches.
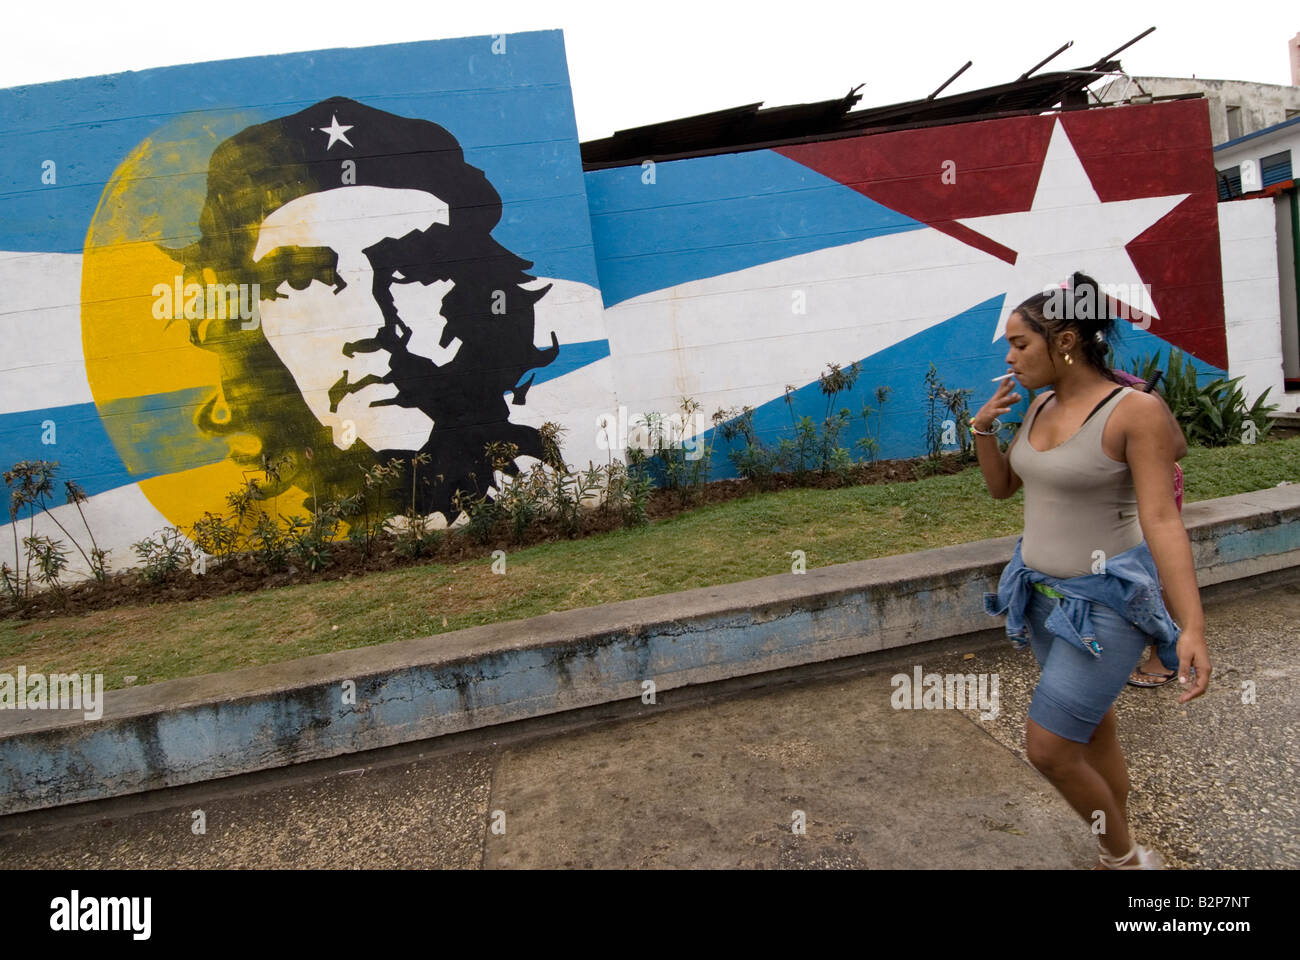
[0,250,93,414]
[526,276,609,347]
[603,225,1011,420]
[509,279,617,471]
[1,482,175,583]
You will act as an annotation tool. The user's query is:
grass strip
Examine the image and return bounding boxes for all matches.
[3,436,1298,691]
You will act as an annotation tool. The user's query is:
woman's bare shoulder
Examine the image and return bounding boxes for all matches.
[1114,389,1170,434]
[1115,387,1162,413]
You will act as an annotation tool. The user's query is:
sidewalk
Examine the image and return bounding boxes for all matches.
[3,571,1295,869]
[6,485,1297,816]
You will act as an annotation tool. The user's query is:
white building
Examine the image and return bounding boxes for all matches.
[1214,114,1299,197]
[1215,112,1299,411]
[1095,75,1300,146]
[1093,36,1300,414]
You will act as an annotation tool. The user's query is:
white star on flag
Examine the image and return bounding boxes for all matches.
[319,114,354,150]
[957,119,1189,342]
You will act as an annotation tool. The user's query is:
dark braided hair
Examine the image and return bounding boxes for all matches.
[1010,272,1123,384]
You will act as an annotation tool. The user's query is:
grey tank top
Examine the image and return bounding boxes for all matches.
[1008,386,1141,578]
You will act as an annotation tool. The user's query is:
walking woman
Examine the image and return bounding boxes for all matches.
[976,273,1211,869]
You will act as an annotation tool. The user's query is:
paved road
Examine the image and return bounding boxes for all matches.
[2,573,1296,869]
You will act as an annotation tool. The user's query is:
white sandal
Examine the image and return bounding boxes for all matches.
[1098,842,1165,869]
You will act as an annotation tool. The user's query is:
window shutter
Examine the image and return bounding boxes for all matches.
[1261,150,1293,188]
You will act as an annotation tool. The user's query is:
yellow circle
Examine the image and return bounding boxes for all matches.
[81,111,311,529]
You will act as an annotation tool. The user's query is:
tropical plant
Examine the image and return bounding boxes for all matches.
[3,461,109,592]
[24,534,69,598]
[855,384,892,464]
[189,510,240,567]
[452,481,502,545]
[715,404,789,488]
[815,361,862,476]
[636,397,716,504]
[250,511,291,573]
[352,458,402,556]
[614,455,655,528]
[392,451,441,557]
[1124,348,1277,447]
[132,527,192,583]
[923,363,975,461]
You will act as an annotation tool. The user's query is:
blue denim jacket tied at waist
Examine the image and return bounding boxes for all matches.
[983,537,1181,671]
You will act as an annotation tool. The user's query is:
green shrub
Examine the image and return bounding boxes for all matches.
[924,363,975,462]
[24,534,69,596]
[1124,348,1277,447]
[3,461,109,593]
[132,527,191,583]
[855,385,892,465]
[251,513,291,573]
[638,397,715,504]
[453,484,502,545]
[189,510,239,566]
[620,456,655,528]
[716,404,786,488]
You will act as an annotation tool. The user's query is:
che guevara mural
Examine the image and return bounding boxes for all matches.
[0,32,613,575]
[160,96,566,518]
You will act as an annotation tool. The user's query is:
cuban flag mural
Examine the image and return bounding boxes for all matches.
[585,97,1225,478]
[0,31,611,576]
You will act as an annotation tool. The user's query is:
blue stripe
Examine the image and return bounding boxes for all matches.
[0,402,137,500]
[697,296,1228,479]
[1,338,611,501]
[0,31,599,289]
[523,338,609,388]
[584,149,925,307]
[0,389,230,500]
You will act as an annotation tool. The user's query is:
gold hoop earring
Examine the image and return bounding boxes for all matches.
[1064,352,1073,365]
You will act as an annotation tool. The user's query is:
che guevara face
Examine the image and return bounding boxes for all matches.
[252,185,465,452]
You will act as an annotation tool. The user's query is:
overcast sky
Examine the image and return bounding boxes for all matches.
[2,1,1296,141]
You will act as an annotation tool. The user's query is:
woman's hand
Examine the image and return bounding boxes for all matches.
[973,377,1021,432]
[1175,625,1211,704]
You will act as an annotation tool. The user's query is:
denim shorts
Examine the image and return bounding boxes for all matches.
[1023,587,1151,743]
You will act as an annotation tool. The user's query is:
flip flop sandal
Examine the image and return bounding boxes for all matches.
[1127,668,1176,688]
[1098,843,1165,869]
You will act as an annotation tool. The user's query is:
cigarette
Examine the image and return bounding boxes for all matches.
[991,371,1017,382]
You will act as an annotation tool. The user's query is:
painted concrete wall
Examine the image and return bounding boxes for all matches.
[587,98,1229,476]
[0,44,1271,581]
[0,31,611,579]
[1219,198,1296,410]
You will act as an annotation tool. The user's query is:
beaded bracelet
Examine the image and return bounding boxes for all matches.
[969,419,1002,437]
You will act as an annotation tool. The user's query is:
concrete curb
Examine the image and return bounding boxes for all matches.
[3,485,1299,815]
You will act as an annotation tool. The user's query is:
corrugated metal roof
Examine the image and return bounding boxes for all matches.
[580,52,1184,169]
